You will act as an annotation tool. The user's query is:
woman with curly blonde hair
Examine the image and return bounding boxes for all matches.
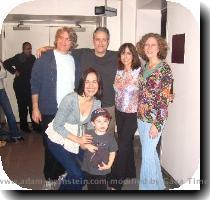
[136,33,174,190]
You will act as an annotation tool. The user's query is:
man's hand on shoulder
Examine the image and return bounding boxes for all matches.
[36,46,54,58]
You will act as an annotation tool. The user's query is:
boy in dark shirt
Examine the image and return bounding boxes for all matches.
[82,108,118,190]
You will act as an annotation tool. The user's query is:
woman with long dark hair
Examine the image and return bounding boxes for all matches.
[108,43,141,190]
[46,67,102,190]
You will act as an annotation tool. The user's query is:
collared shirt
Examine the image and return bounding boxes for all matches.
[114,67,141,113]
[54,50,75,106]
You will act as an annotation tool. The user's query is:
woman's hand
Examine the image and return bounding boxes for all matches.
[139,104,144,116]
[32,108,42,124]
[139,104,148,117]
[149,124,158,139]
[78,134,93,145]
[114,75,124,90]
[83,143,98,153]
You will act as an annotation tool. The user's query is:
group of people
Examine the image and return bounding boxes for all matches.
[2,25,174,191]
[31,26,174,191]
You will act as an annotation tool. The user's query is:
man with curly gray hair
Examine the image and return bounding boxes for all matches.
[31,26,77,189]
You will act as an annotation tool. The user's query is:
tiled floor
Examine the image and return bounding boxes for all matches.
[0,130,178,190]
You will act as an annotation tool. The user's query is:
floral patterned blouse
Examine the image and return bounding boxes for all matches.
[137,61,174,132]
[114,67,141,113]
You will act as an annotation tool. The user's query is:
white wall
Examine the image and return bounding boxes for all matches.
[121,0,137,44]
[106,0,121,51]
[9,0,105,16]
[136,9,161,42]
[161,2,200,184]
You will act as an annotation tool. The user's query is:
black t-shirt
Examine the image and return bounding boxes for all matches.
[81,130,118,175]
[72,48,118,107]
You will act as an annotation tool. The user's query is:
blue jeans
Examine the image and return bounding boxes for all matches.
[0,89,21,138]
[47,137,85,190]
[138,119,165,190]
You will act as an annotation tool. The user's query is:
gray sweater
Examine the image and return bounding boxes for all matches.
[53,92,101,138]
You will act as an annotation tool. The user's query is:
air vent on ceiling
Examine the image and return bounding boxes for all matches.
[13,21,30,30]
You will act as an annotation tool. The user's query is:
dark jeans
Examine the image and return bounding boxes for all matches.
[85,172,107,190]
[0,89,21,138]
[108,109,137,190]
[41,114,65,180]
[47,138,85,190]
[13,81,39,130]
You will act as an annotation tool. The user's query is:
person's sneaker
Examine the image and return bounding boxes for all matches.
[58,172,67,181]
[55,172,68,189]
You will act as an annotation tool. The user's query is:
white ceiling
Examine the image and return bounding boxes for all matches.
[4,14,101,25]
[3,0,162,26]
